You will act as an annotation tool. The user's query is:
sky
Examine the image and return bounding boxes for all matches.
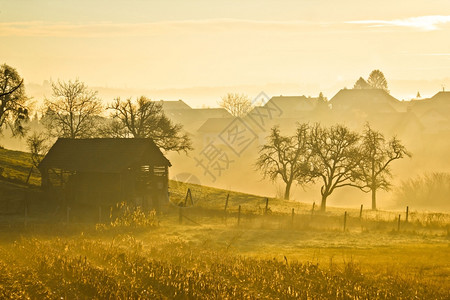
[1,0,450,106]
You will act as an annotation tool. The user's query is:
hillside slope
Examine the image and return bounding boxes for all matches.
[0,148,41,186]
[0,147,350,215]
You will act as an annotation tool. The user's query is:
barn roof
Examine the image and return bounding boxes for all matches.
[38,138,171,173]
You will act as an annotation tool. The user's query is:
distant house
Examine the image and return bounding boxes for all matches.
[267,95,317,112]
[159,99,192,111]
[329,89,405,113]
[165,107,233,133]
[197,118,235,146]
[407,91,450,134]
[38,138,171,211]
[428,91,450,102]
[417,109,450,134]
[365,112,424,137]
[247,95,318,119]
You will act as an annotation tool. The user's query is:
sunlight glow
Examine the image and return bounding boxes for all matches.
[347,15,450,31]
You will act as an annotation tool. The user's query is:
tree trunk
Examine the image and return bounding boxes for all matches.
[284,181,292,200]
[320,194,327,212]
[371,188,377,210]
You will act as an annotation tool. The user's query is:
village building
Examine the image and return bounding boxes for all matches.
[38,138,171,211]
[328,88,406,114]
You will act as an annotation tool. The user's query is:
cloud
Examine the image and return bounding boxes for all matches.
[347,15,450,31]
[2,16,448,38]
[0,19,335,38]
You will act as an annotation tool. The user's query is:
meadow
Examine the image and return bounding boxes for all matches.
[0,148,449,299]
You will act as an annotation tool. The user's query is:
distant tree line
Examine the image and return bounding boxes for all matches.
[40,81,192,152]
[256,123,410,211]
[0,63,407,210]
[0,63,192,172]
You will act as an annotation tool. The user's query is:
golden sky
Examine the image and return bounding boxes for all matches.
[1,0,449,105]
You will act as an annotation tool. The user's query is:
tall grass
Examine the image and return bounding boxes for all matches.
[0,235,448,299]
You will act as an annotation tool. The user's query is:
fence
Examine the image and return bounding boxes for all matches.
[174,190,448,234]
[0,187,448,235]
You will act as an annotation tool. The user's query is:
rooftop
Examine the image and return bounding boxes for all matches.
[39,138,171,173]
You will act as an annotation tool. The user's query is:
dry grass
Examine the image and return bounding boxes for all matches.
[0,148,448,298]
[0,225,448,299]
[0,148,40,186]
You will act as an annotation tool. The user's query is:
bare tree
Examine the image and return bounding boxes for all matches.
[26,131,50,169]
[97,118,129,138]
[256,124,313,200]
[218,93,252,117]
[356,124,411,210]
[0,64,29,136]
[107,96,192,153]
[309,124,361,211]
[43,79,103,138]
[367,70,389,93]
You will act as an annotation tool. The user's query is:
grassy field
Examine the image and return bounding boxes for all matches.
[0,148,41,186]
[0,218,448,299]
[0,148,449,299]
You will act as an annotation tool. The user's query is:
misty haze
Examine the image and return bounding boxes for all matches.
[0,1,449,299]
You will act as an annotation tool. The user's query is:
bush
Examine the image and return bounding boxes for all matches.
[394,173,450,211]
[107,202,158,229]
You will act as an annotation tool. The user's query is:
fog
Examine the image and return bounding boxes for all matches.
[3,86,449,212]
[1,2,450,298]
[162,89,450,212]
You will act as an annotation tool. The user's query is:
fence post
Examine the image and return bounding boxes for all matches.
[359,204,363,219]
[224,193,229,212]
[397,214,401,231]
[26,166,33,184]
[311,202,315,216]
[238,205,241,226]
[265,198,269,215]
[406,206,409,223]
[184,188,192,206]
[344,211,347,232]
[24,205,28,227]
[66,207,70,224]
[291,208,295,227]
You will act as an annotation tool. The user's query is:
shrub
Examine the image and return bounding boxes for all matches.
[110,202,158,228]
[394,173,450,211]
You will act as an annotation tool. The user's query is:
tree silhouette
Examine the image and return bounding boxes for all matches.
[367,70,389,93]
[218,93,252,117]
[43,79,103,139]
[0,64,29,136]
[356,124,411,210]
[107,96,192,153]
[26,131,50,169]
[256,124,313,200]
[318,92,325,102]
[309,124,361,211]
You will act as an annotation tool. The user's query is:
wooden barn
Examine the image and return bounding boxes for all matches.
[38,138,171,211]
